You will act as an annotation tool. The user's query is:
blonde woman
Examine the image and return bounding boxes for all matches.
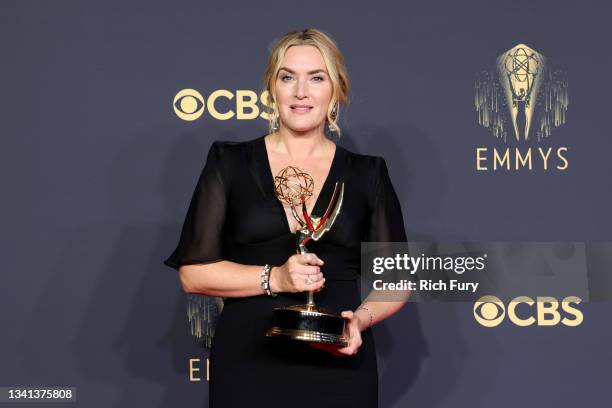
[165,28,408,407]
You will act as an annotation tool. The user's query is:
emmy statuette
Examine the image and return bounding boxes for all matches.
[266,166,348,347]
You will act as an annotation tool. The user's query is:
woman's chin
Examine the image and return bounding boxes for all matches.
[283,122,323,134]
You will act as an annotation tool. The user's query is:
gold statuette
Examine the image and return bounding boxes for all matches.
[266,166,348,347]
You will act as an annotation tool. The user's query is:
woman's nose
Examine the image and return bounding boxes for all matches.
[295,79,308,98]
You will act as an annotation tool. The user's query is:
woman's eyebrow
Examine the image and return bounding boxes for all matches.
[279,67,327,75]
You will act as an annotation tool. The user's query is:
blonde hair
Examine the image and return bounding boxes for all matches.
[262,28,350,136]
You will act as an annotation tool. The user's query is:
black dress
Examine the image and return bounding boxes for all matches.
[164,134,406,408]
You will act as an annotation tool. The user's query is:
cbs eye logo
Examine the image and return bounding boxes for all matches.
[473,295,583,327]
[173,88,273,121]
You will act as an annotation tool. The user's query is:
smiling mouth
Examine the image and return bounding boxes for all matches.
[290,105,313,112]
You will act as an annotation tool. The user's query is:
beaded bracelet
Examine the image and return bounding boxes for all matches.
[267,265,278,297]
[260,264,277,298]
[260,264,270,295]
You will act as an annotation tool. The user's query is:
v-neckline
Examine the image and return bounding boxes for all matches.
[259,134,340,235]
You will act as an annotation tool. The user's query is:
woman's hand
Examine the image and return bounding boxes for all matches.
[269,253,325,294]
[310,310,366,357]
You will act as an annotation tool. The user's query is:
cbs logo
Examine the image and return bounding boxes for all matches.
[173,88,273,121]
[473,295,583,327]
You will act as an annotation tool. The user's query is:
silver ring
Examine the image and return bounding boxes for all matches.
[305,276,313,285]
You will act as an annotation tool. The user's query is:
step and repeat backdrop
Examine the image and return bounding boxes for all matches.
[2,0,612,407]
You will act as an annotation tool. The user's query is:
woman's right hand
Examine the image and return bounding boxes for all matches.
[269,253,325,294]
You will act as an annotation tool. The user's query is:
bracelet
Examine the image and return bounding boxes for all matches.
[267,266,278,297]
[260,264,270,295]
[356,305,373,328]
[260,264,277,298]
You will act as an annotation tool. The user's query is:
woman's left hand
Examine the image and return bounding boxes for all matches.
[310,310,364,356]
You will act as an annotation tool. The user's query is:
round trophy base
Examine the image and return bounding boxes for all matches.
[265,304,348,347]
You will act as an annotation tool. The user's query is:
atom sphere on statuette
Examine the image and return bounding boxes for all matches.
[274,166,314,206]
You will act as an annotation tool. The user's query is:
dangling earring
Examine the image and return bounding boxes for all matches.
[272,109,280,131]
[327,103,338,133]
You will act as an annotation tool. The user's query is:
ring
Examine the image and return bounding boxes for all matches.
[305,276,313,285]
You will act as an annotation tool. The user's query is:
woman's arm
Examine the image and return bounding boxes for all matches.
[179,261,266,297]
[354,290,411,332]
[179,253,326,298]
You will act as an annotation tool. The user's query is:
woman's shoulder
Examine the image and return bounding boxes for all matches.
[207,134,264,157]
[201,136,265,185]
[209,135,261,149]
[337,143,386,174]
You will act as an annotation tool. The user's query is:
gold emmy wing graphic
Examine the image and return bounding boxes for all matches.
[475,43,569,142]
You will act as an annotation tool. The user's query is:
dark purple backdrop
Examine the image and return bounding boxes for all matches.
[2,0,611,407]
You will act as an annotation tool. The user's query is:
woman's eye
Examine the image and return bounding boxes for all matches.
[280,74,324,82]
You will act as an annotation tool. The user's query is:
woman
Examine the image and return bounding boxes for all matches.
[164,28,409,407]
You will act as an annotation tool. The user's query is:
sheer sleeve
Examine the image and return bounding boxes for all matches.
[364,157,409,302]
[164,141,229,270]
[367,157,407,243]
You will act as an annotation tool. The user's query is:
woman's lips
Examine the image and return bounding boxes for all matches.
[290,106,313,114]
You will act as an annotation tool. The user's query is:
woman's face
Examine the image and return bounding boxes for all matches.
[274,45,333,134]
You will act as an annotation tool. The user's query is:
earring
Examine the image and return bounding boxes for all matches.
[272,110,280,131]
[327,122,337,133]
[327,104,339,133]
[330,104,338,120]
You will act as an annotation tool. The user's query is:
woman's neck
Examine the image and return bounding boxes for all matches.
[268,127,333,161]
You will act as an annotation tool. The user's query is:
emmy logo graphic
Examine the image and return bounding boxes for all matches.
[475,44,568,143]
[474,44,570,171]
